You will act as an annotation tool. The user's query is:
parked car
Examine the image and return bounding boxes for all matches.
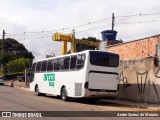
[0,76,4,85]
[17,75,30,82]
[17,76,25,82]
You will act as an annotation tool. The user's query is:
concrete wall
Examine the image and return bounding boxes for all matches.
[104,35,160,103]
[118,57,160,103]
[107,35,160,60]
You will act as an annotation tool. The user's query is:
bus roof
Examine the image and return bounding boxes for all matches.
[34,50,119,63]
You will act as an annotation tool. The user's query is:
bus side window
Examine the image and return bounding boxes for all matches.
[41,60,47,72]
[32,63,36,72]
[61,57,70,70]
[47,59,54,71]
[76,54,85,69]
[64,57,70,70]
[70,56,77,70]
[54,59,58,71]
[60,58,64,70]
[36,61,41,72]
[54,59,61,71]
[30,63,36,82]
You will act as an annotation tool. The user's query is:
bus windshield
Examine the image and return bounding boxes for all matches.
[90,51,119,67]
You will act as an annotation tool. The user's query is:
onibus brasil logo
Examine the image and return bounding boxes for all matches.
[43,74,55,86]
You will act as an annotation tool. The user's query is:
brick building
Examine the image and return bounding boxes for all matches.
[107,35,160,60]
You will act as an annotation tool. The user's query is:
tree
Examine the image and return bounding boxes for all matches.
[0,52,16,76]
[76,37,99,52]
[0,38,34,59]
[0,52,16,65]
[7,58,30,73]
[0,38,34,75]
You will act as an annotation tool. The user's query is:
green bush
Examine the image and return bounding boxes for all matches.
[7,58,30,73]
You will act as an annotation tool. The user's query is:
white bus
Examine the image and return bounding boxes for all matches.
[30,50,120,101]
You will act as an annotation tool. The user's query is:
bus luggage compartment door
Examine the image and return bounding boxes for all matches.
[88,72,119,91]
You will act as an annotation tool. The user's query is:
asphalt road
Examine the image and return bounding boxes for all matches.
[0,85,159,120]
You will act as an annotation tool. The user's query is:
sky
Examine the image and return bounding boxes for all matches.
[0,0,160,60]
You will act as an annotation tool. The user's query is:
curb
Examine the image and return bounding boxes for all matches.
[100,99,160,111]
[147,107,160,111]
[4,81,29,91]
[14,86,30,91]
[4,84,30,91]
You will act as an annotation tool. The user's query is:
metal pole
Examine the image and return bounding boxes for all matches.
[2,30,5,77]
[71,29,76,53]
[25,69,27,86]
[2,30,5,52]
[112,13,115,31]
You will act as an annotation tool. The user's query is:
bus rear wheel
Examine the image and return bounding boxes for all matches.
[61,87,68,101]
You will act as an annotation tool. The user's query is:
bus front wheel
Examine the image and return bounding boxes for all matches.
[35,86,41,96]
[61,87,68,101]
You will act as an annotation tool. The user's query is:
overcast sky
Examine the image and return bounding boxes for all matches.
[0,0,160,60]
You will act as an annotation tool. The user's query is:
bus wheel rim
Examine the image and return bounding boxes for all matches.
[62,88,67,100]
[36,87,39,95]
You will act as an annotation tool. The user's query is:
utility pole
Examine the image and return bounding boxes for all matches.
[1,30,5,78]
[2,30,5,52]
[112,13,115,31]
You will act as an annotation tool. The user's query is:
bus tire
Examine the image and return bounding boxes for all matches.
[35,85,41,96]
[61,87,68,101]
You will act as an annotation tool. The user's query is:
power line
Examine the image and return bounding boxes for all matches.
[140,12,160,16]
[116,12,160,18]
[5,12,160,37]
[115,19,160,26]
[7,33,53,37]
[7,28,71,36]
[75,19,160,34]
[76,23,111,34]
[73,17,112,29]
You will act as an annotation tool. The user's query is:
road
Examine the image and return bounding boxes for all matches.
[0,85,159,120]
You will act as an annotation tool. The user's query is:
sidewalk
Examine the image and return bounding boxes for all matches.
[4,80,30,91]
[101,99,160,111]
